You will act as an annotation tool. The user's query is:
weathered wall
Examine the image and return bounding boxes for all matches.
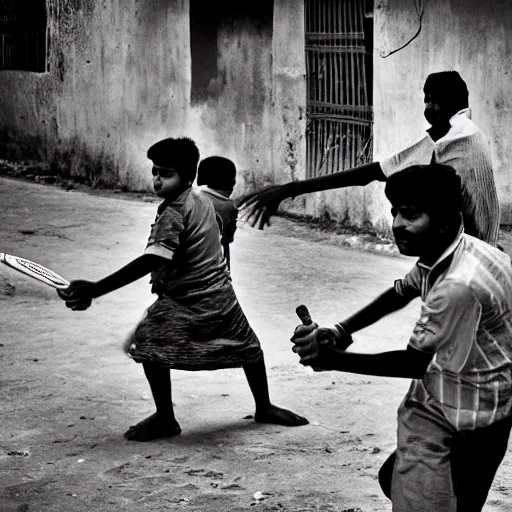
[0,0,306,198]
[272,1,307,183]
[269,0,308,214]
[370,0,512,229]
[188,2,275,197]
[298,0,512,233]
[169,0,307,199]
[0,0,191,190]
[5,1,509,232]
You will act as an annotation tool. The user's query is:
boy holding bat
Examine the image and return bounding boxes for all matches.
[58,137,307,441]
[291,164,512,512]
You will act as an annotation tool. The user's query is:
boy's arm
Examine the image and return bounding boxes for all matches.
[92,254,164,298]
[223,205,238,244]
[240,162,385,230]
[58,254,165,309]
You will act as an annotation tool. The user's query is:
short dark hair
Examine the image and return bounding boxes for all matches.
[385,164,462,223]
[423,71,469,114]
[147,137,200,185]
[197,156,237,189]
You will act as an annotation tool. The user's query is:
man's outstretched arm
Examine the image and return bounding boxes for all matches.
[240,162,385,229]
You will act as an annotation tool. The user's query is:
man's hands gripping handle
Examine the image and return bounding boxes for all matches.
[292,304,353,370]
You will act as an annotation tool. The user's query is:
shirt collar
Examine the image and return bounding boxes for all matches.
[198,185,230,200]
[417,227,464,273]
[451,107,471,122]
[157,188,190,214]
[448,108,472,131]
[426,108,471,139]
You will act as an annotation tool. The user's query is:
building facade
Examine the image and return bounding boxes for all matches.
[1,0,511,232]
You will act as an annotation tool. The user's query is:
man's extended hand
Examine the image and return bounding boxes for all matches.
[57,279,97,311]
[239,185,287,229]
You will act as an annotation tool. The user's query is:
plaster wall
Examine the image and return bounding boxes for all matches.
[0,0,307,199]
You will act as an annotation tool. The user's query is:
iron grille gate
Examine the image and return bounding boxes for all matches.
[305,0,373,178]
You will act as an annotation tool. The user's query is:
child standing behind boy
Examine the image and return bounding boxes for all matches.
[58,137,307,442]
[197,156,238,270]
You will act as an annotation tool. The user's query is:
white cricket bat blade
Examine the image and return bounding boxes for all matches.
[0,252,70,289]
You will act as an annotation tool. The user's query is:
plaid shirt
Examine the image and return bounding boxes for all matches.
[381,109,500,246]
[395,233,512,430]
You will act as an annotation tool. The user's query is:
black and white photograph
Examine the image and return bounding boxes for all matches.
[1,1,512,511]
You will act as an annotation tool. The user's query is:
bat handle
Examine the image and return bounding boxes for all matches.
[296,304,313,325]
[295,304,324,372]
[296,304,341,349]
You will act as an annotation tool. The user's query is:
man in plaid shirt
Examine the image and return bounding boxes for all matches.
[292,164,512,512]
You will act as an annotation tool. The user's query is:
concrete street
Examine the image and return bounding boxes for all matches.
[1,177,510,512]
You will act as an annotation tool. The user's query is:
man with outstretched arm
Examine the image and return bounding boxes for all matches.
[291,164,512,512]
[241,71,499,246]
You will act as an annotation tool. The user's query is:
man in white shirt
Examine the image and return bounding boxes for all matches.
[241,71,500,246]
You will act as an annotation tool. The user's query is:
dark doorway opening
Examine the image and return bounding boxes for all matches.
[190,0,219,103]
[0,0,47,72]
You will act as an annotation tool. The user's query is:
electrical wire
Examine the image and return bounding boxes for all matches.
[379,0,424,58]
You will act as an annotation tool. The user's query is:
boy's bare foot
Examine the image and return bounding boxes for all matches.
[124,413,182,442]
[254,404,308,427]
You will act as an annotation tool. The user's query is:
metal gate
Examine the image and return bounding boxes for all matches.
[305,0,373,178]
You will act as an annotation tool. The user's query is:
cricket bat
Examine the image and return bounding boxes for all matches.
[0,252,70,290]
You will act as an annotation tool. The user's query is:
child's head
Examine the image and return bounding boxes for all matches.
[147,137,200,199]
[197,156,237,196]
